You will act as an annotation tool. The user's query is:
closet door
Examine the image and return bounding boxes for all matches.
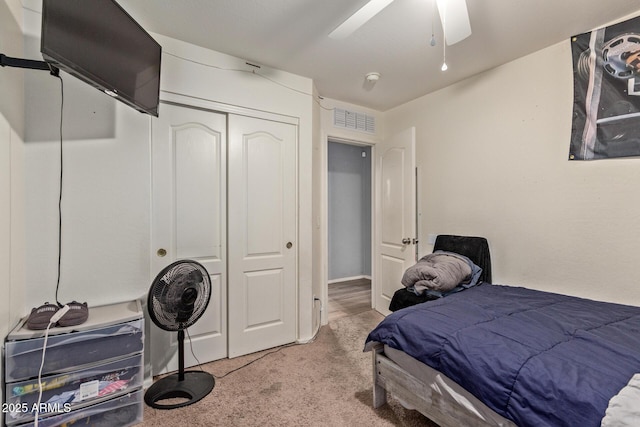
[227,115,297,357]
[151,102,227,373]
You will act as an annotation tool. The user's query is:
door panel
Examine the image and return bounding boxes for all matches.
[245,269,284,327]
[381,148,405,244]
[375,127,416,315]
[228,115,297,358]
[151,103,227,373]
[174,124,223,260]
[245,134,283,255]
[380,255,405,303]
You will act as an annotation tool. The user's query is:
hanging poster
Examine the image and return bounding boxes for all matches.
[570,15,640,160]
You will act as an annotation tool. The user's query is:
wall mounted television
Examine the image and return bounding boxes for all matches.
[41,0,161,117]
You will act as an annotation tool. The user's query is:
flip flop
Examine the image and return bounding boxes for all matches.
[25,303,60,330]
[57,301,89,327]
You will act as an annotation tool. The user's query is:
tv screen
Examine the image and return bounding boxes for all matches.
[41,0,161,116]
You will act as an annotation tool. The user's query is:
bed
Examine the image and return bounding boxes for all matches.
[365,283,640,426]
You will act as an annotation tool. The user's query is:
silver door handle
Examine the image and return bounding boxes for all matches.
[401,238,411,245]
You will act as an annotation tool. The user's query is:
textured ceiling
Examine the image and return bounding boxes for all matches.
[118,0,640,111]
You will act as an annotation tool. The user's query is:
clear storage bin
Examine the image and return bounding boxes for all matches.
[18,390,143,427]
[4,319,143,382]
[4,353,143,425]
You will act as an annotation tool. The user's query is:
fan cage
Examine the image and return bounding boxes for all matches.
[148,260,212,331]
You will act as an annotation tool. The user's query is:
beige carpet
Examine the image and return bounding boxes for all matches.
[141,310,437,426]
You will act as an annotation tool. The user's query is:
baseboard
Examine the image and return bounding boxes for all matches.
[328,275,371,284]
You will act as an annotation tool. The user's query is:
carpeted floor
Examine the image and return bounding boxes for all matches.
[141,310,438,426]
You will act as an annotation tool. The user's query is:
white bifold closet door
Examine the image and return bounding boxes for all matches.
[227,114,297,358]
[151,103,298,373]
[151,102,228,374]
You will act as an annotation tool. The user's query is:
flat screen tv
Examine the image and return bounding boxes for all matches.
[41,0,161,116]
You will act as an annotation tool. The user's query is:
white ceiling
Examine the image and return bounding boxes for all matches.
[118,0,640,111]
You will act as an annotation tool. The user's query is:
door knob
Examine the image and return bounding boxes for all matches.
[401,238,411,245]
[286,242,293,249]
[156,248,167,257]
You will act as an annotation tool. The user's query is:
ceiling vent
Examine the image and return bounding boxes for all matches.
[334,108,375,134]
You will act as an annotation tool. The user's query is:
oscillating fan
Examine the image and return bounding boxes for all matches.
[144,260,215,409]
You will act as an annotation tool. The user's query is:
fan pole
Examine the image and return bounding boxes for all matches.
[178,329,185,381]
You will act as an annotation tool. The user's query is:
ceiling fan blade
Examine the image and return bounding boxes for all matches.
[329,0,395,39]
[436,0,472,45]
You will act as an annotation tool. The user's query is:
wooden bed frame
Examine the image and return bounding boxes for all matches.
[371,343,514,427]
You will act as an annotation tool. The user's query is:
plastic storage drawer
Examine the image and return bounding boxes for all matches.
[4,353,143,426]
[4,319,143,383]
[18,389,143,427]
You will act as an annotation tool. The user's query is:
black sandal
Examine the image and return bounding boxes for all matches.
[25,303,60,330]
[57,301,89,327]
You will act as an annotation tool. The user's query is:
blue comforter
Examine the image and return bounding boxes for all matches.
[365,284,640,427]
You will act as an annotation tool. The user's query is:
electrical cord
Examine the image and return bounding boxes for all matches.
[184,327,204,372]
[184,327,295,379]
[163,51,335,111]
[34,305,69,427]
[306,297,324,344]
[213,344,296,380]
[49,69,65,308]
[32,61,67,427]
[185,298,324,379]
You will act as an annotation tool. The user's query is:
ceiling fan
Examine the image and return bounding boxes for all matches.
[329,0,471,45]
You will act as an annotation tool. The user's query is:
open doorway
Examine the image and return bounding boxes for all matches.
[327,140,372,321]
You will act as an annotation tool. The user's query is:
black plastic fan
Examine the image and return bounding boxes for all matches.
[144,260,215,409]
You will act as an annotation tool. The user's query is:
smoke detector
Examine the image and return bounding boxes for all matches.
[365,72,380,82]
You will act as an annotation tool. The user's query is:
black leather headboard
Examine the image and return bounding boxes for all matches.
[433,234,492,283]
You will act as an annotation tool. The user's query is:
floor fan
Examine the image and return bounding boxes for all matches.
[144,259,215,409]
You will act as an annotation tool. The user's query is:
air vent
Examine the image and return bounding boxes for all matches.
[334,108,375,134]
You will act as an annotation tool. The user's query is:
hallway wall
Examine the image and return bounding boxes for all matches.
[328,142,371,281]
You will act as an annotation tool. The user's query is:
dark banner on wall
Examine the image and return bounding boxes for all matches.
[570,16,640,160]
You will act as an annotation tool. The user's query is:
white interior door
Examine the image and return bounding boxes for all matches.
[151,102,227,373]
[227,115,297,358]
[375,127,416,315]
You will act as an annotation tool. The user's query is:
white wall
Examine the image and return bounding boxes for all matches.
[24,104,152,307]
[311,85,322,335]
[0,113,26,407]
[18,0,151,310]
[385,41,640,306]
[328,142,371,280]
[0,0,26,405]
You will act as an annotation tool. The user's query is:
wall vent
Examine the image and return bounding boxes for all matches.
[334,108,375,134]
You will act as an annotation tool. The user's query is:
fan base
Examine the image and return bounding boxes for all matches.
[144,371,215,409]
